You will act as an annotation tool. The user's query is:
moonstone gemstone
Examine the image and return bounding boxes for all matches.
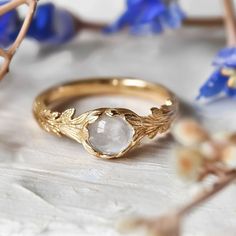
[88,114,134,156]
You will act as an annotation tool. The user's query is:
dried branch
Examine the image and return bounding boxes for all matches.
[223,0,236,46]
[0,0,37,81]
[77,17,228,32]
[178,170,236,217]
[74,17,106,32]
[119,170,236,236]
[183,17,224,27]
[119,120,236,236]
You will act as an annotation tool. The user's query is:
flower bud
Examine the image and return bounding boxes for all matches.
[228,133,236,144]
[199,141,218,160]
[176,147,205,181]
[222,145,236,169]
[172,119,209,146]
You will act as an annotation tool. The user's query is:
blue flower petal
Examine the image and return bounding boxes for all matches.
[197,69,229,99]
[104,4,141,33]
[105,0,185,34]
[151,20,163,33]
[135,2,166,24]
[27,3,55,41]
[213,47,236,68]
[27,3,77,45]
[161,2,185,28]
[225,86,236,97]
[0,1,20,48]
[127,0,143,7]
[45,9,76,44]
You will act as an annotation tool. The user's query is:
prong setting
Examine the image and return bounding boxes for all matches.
[83,109,136,159]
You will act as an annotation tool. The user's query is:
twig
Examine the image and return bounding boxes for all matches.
[74,18,106,32]
[134,170,236,236]
[76,16,229,33]
[0,0,37,81]
[0,0,25,14]
[183,17,224,27]
[78,17,226,32]
[223,0,236,46]
[177,170,236,217]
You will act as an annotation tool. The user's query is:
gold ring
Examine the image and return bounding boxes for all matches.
[33,78,178,159]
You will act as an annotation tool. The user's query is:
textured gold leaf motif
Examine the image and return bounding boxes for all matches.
[34,100,177,158]
[125,105,176,141]
[34,104,100,144]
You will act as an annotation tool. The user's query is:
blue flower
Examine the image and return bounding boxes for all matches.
[213,47,236,68]
[198,47,236,99]
[27,3,77,45]
[0,1,21,48]
[0,2,77,47]
[105,0,185,34]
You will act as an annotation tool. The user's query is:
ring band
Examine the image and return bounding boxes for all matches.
[33,78,178,159]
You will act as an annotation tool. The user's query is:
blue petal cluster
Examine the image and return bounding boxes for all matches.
[0,2,20,48]
[27,3,77,45]
[198,47,236,99]
[213,47,236,68]
[0,2,77,47]
[105,0,185,34]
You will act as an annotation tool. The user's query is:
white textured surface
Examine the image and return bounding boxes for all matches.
[1,26,236,236]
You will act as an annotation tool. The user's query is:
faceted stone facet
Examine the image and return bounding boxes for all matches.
[88,114,134,156]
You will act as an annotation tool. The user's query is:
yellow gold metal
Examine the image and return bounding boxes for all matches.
[33,77,178,159]
[221,68,236,88]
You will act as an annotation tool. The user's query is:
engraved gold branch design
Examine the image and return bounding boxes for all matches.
[34,101,177,158]
[125,105,177,141]
[35,105,176,141]
[34,105,100,143]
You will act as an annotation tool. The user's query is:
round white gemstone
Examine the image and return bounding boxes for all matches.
[88,114,134,156]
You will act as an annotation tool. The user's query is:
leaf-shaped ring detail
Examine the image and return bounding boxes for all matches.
[33,78,178,159]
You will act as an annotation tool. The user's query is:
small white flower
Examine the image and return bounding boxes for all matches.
[176,148,205,181]
[199,141,218,160]
[212,132,231,144]
[172,119,209,146]
[222,145,236,169]
[212,132,236,145]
